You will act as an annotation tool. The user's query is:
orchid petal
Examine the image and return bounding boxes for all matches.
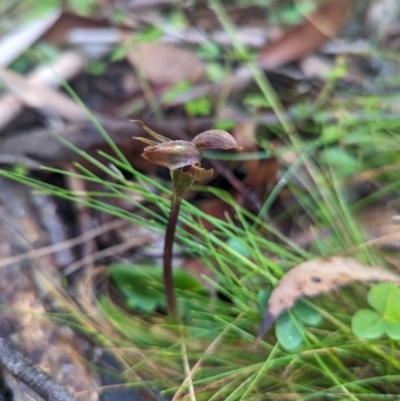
[131,120,170,143]
[182,165,214,181]
[142,141,201,170]
[192,130,243,150]
[132,137,159,146]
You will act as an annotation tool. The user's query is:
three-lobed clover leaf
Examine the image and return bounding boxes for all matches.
[352,283,400,340]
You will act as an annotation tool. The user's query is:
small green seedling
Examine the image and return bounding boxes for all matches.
[352,283,400,340]
[109,263,204,314]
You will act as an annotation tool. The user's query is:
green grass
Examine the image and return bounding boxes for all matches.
[2,1,400,399]
[2,101,400,399]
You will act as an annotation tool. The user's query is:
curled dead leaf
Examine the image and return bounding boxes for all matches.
[258,257,400,341]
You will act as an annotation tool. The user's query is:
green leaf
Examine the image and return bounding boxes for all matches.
[68,0,96,15]
[161,81,192,103]
[214,119,235,131]
[352,309,385,339]
[11,165,29,176]
[226,238,251,258]
[384,321,400,340]
[34,42,60,62]
[168,10,188,29]
[125,286,160,313]
[109,264,164,312]
[110,44,129,62]
[109,263,159,283]
[368,283,400,319]
[294,301,322,326]
[319,147,359,178]
[109,263,206,313]
[243,93,271,109]
[87,61,107,76]
[276,312,305,351]
[184,97,211,116]
[197,42,221,60]
[173,269,203,291]
[257,289,271,314]
[205,63,225,82]
[134,27,164,44]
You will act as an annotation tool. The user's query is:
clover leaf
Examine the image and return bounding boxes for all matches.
[109,263,205,314]
[275,302,322,351]
[352,283,400,340]
[276,312,305,351]
[257,290,322,351]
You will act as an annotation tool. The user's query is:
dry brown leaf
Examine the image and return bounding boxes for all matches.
[357,203,400,249]
[126,42,204,86]
[0,67,87,121]
[258,0,351,69]
[258,257,400,340]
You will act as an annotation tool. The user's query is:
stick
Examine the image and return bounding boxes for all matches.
[0,338,78,401]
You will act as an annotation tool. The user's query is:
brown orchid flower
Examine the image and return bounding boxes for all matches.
[132,120,242,184]
[132,120,242,316]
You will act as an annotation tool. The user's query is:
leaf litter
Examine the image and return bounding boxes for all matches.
[258,257,400,341]
[1,0,400,399]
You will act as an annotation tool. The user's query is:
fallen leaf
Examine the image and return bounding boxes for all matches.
[126,42,204,86]
[258,0,351,69]
[0,67,87,121]
[357,203,400,250]
[258,257,400,340]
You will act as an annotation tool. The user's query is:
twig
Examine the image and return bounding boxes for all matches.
[0,154,42,169]
[0,338,78,401]
[0,219,127,269]
[64,233,156,275]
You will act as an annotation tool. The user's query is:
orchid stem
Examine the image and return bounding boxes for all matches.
[163,193,181,316]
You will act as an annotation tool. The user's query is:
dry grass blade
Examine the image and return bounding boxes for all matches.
[172,315,243,401]
[180,339,196,401]
[63,234,156,275]
[0,219,127,269]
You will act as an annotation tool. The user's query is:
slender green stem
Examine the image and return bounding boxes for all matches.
[163,193,181,315]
